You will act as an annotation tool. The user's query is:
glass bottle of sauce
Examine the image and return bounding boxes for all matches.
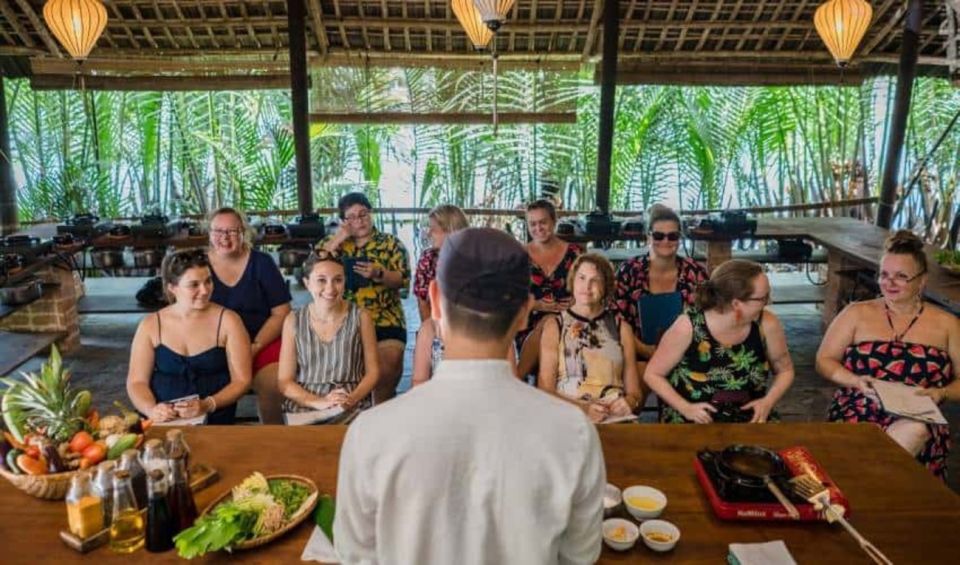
[109,470,145,554]
[145,469,174,553]
[167,451,197,533]
[65,471,103,539]
[141,439,170,490]
[92,460,117,528]
[165,429,191,474]
[119,449,148,509]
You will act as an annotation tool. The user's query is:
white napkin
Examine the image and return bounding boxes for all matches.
[728,541,796,565]
[301,525,340,563]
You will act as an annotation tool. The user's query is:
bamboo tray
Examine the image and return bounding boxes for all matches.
[200,474,319,550]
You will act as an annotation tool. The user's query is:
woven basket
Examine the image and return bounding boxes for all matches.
[0,467,77,500]
[200,474,319,550]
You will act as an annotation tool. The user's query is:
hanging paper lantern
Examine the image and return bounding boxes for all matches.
[42,0,109,60]
[452,0,493,49]
[472,0,517,32]
[814,0,874,67]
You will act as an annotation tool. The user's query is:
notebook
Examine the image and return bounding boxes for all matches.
[283,406,346,426]
[871,380,948,425]
[638,291,683,345]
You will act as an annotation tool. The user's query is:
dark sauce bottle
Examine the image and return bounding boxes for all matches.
[145,469,174,552]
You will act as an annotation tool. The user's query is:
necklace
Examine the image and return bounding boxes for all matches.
[884,300,924,343]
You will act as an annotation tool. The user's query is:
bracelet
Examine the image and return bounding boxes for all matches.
[203,396,217,413]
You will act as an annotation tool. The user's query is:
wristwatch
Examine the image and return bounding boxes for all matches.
[374,267,384,280]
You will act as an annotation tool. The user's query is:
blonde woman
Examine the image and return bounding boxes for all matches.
[206,207,292,424]
[414,205,469,322]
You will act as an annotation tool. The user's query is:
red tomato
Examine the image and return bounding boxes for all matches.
[81,443,107,466]
[69,431,95,454]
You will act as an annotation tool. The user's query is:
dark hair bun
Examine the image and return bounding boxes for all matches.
[885,229,923,254]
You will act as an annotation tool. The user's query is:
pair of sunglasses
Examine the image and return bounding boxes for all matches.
[651,231,681,242]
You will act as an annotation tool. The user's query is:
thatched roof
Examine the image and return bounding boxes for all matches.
[0,1,957,87]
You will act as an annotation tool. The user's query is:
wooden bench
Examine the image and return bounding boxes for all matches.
[77,294,155,315]
[0,331,62,377]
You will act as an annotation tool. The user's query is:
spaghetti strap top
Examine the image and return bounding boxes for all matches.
[150,308,236,424]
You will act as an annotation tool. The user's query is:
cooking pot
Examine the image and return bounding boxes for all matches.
[53,234,76,246]
[133,248,166,269]
[2,254,25,273]
[278,246,311,269]
[0,277,42,306]
[261,223,287,237]
[92,249,125,269]
[109,224,132,237]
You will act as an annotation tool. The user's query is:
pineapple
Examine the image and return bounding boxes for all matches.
[1,346,90,443]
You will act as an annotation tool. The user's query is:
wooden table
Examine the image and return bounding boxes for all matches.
[0,423,956,563]
[691,216,960,325]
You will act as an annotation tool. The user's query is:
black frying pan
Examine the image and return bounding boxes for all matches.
[719,445,799,519]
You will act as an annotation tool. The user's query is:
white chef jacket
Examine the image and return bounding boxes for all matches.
[334,359,606,565]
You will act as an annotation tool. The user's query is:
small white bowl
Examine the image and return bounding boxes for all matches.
[640,519,680,552]
[622,485,667,520]
[602,518,639,551]
[603,483,622,517]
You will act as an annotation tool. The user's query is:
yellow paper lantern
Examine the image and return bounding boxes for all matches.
[814,0,874,67]
[472,0,517,32]
[452,0,493,49]
[42,0,109,60]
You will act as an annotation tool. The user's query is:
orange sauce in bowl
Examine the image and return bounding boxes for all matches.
[644,531,674,543]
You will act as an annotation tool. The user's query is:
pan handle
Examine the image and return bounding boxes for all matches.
[764,477,800,520]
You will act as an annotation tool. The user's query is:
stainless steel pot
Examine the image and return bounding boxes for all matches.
[278,246,310,269]
[0,277,42,306]
[133,248,165,268]
[91,249,125,269]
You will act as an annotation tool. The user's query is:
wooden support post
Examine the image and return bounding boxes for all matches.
[595,0,618,214]
[288,0,313,215]
[877,0,922,229]
[0,75,18,235]
[823,251,861,328]
[705,240,732,274]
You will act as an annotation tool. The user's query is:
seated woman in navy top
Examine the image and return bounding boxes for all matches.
[206,208,292,424]
[126,249,252,425]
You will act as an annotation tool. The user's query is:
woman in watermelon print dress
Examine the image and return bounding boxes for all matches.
[515,199,583,379]
[817,230,960,480]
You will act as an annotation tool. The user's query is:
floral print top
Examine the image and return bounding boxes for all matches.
[316,229,411,329]
[828,340,954,480]
[553,310,625,402]
[662,308,772,424]
[517,243,583,344]
[413,247,439,303]
[614,254,708,342]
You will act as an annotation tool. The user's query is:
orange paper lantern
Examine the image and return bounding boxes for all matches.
[472,0,517,31]
[42,0,109,60]
[814,0,874,67]
[452,0,493,48]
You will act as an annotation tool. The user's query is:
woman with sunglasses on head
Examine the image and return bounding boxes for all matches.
[644,259,794,424]
[317,192,411,404]
[205,207,292,424]
[127,250,252,425]
[817,230,960,480]
[413,205,469,322]
[516,199,583,379]
[614,205,708,386]
[538,253,642,423]
[277,251,379,416]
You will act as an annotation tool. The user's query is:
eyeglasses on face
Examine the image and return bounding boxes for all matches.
[210,228,243,238]
[344,210,371,223]
[878,271,925,284]
[651,231,681,242]
[743,294,770,306]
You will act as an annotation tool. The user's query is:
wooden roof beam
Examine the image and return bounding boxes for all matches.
[582,0,603,60]
[0,1,38,49]
[309,112,577,124]
[306,0,329,56]
[30,73,292,91]
[611,62,867,87]
[12,0,63,57]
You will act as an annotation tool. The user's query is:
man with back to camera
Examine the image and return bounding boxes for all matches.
[334,227,606,564]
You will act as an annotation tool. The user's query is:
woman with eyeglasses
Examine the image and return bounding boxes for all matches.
[317,192,411,403]
[127,249,252,425]
[277,251,379,416]
[614,205,708,388]
[516,199,583,379]
[206,207,292,424]
[817,230,960,479]
[644,259,794,424]
[538,253,642,423]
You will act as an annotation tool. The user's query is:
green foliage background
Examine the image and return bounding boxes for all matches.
[3,68,959,241]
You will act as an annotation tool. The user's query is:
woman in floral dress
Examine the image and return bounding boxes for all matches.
[516,199,582,379]
[817,230,960,480]
[644,260,794,423]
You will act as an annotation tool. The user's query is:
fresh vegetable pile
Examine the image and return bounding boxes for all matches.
[0,346,150,476]
[935,249,960,268]
[174,472,312,559]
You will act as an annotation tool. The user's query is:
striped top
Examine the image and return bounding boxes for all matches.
[283,302,369,413]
